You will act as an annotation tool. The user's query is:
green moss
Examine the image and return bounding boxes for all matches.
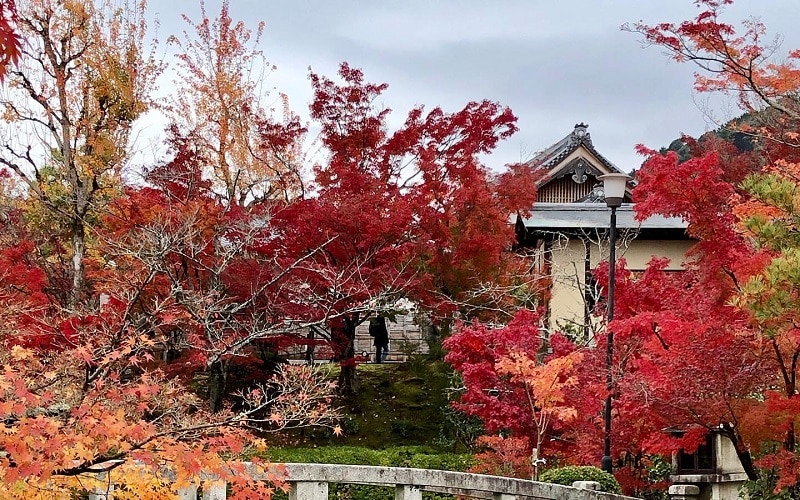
[260,357,481,500]
[283,362,453,449]
[262,445,474,470]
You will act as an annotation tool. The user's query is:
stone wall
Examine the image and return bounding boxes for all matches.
[354,314,429,363]
[280,314,431,363]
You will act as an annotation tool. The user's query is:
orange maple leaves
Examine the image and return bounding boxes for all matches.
[0,339,297,498]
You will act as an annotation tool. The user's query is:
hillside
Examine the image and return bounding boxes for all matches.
[273,360,481,451]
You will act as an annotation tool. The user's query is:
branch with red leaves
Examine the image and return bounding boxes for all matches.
[0,0,20,82]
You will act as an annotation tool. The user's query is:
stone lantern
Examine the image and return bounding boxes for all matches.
[667,428,748,500]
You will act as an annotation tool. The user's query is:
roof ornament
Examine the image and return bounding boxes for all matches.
[580,184,606,203]
[570,158,589,184]
[571,123,591,144]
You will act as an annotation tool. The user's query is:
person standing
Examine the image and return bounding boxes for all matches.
[369,316,389,363]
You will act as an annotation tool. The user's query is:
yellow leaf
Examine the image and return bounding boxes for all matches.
[10,345,32,362]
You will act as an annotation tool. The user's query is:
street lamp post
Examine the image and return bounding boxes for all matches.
[597,173,630,474]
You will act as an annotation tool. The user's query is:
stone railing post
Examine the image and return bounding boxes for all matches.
[573,480,602,491]
[176,482,199,500]
[669,484,700,500]
[492,493,517,500]
[202,480,227,500]
[395,484,422,500]
[87,472,113,500]
[290,480,329,500]
[87,485,113,500]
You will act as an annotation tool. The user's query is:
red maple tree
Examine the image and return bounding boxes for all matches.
[617,0,800,489]
[450,2,800,492]
[283,63,539,393]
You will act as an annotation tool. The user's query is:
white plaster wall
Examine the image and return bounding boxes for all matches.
[620,240,694,271]
[547,236,695,334]
[549,237,592,333]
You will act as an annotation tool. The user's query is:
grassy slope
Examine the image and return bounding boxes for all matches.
[275,360,457,449]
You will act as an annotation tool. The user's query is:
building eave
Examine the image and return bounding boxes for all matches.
[518,203,688,231]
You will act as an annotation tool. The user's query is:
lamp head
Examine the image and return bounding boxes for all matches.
[598,173,631,208]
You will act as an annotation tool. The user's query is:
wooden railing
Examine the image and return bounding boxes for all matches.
[87,463,642,500]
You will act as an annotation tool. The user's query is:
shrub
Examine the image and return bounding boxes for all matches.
[340,416,361,436]
[539,465,622,494]
[263,445,475,471]
[742,467,800,499]
[435,405,483,451]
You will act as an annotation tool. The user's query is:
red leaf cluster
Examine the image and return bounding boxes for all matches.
[0,0,19,82]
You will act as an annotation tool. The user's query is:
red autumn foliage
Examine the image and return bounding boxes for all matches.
[469,435,534,479]
[0,0,20,82]
[620,3,800,487]
[444,1,800,495]
[445,309,588,468]
[285,62,539,393]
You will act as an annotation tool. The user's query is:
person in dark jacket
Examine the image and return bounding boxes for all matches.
[368,316,389,363]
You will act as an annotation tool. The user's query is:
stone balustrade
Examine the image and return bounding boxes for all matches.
[87,463,642,500]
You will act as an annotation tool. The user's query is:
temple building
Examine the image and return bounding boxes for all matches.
[515,123,693,338]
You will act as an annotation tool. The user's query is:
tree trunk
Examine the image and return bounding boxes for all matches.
[305,328,316,363]
[785,424,796,452]
[69,219,85,309]
[784,375,796,451]
[208,360,228,413]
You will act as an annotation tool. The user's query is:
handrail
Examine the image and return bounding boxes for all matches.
[280,463,638,499]
[87,462,643,500]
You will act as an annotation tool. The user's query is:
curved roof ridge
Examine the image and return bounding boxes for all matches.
[529,123,625,175]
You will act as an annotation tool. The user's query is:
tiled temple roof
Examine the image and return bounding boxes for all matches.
[530,123,627,177]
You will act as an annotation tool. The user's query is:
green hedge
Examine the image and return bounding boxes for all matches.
[262,446,475,500]
[263,445,475,470]
[539,465,622,494]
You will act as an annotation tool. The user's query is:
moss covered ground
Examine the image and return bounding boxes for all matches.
[271,358,478,451]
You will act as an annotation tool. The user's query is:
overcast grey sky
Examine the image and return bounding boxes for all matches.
[147,1,800,173]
